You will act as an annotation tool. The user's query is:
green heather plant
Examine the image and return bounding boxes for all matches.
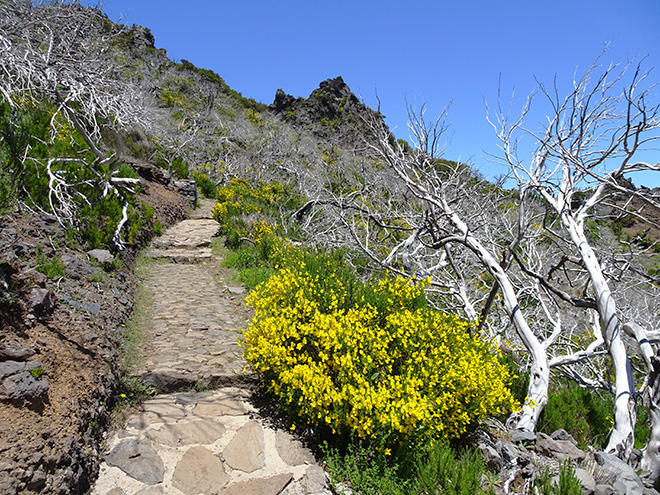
[535,462,582,495]
[192,171,217,199]
[35,246,66,278]
[324,443,410,495]
[412,443,494,495]
[324,441,497,495]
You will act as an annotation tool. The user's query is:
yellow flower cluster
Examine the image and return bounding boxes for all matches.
[243,257,517,445]
[252,220,276,244]
[212,179,301,229]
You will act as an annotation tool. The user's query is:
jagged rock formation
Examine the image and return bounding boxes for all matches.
[271,76,386,149]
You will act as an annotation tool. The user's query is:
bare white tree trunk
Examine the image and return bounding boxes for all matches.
[488,52,660,458]
[459,225,550,431]
[641,356,660,480]
[412,190,551,432]
[562,216,636,457]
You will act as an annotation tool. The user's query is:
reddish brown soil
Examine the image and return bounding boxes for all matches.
[0,180,189,494]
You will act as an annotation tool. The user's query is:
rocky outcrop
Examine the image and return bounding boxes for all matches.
[270,76,387,150]
[477,428,660,495]
[0,347,49,403]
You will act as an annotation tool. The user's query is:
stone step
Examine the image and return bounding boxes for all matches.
[92,389,331,495]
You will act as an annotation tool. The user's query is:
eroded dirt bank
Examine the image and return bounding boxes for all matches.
[0,178,189,495]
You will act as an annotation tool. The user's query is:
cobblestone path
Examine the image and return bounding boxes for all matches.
[92,200,331,495]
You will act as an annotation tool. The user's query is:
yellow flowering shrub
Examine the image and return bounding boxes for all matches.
[212,178,303,248]
[243,246,517,446]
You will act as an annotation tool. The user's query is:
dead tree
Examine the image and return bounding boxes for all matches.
[489,53,660,460]
[0,0,144,249]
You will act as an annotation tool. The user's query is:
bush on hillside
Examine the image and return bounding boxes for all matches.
[242,242,517,447]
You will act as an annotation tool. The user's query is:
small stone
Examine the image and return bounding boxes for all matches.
[105,488,127,495]
[104,439,164,485]
[594,484,617,495]
[551,428,578,446]
[500,441,531,466]
[219,473,293,495]
[193,394,248,417]
[478,442,503,471]
[140,369,197,393]
[135,486,163,495]
[275,430,316,466]
[304,465,328,493]
[1,370,49,401]
[511,430,537,443]
[58,294,100,315]
[0,361,25,380]
[140,397,187,419]
[595,451,644,495]
[535,432,586,462]
[0,343,36,361]
[145,419,226,446]
[172,446,229,495]
[30,288,54,314]
[60,253,96,280]
[226,286,245,295]
[223,420,265,473]
[575,467,597,495]
[88,249,114,264]
[25,466,46,491]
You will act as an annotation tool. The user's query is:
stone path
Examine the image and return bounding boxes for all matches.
[92,200,332,495]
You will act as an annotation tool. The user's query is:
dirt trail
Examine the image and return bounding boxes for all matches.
[91,200,331,495]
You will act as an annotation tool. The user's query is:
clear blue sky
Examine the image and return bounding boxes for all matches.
[88,0,660,187]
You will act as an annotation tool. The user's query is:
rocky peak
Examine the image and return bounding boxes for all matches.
[312,76,355,100]
[270,76,386,149]
[271,88,297,114]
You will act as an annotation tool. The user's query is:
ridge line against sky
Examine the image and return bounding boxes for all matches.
[86,0,660,187]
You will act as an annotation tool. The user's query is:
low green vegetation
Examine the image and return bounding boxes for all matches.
[535,462,583,495]
[28,365,46,380]
[538,378,649,450]
[192,171,217,199]
[35,246,66,278]
[113,254,156,413]
[0,100,147,250]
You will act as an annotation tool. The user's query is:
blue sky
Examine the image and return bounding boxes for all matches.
[88,0,660,187]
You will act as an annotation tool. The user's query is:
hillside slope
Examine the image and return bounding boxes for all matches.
[2,2,660,494]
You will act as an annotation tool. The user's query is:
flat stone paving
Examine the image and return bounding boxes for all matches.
[92,200,331,495]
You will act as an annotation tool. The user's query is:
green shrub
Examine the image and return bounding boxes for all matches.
[537,379,612,449]
[192,171,217,199]
[0,100,147,249]
[236,266,276,291]
[0,168,12,212]
[169,156,189,179]
[540,378,652,451]
[222,245,260,269]
[535,461,582,495]
[413,443,493,495]
[324,443,410,495]
[35,246,66,278]
[324,442,495,495]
